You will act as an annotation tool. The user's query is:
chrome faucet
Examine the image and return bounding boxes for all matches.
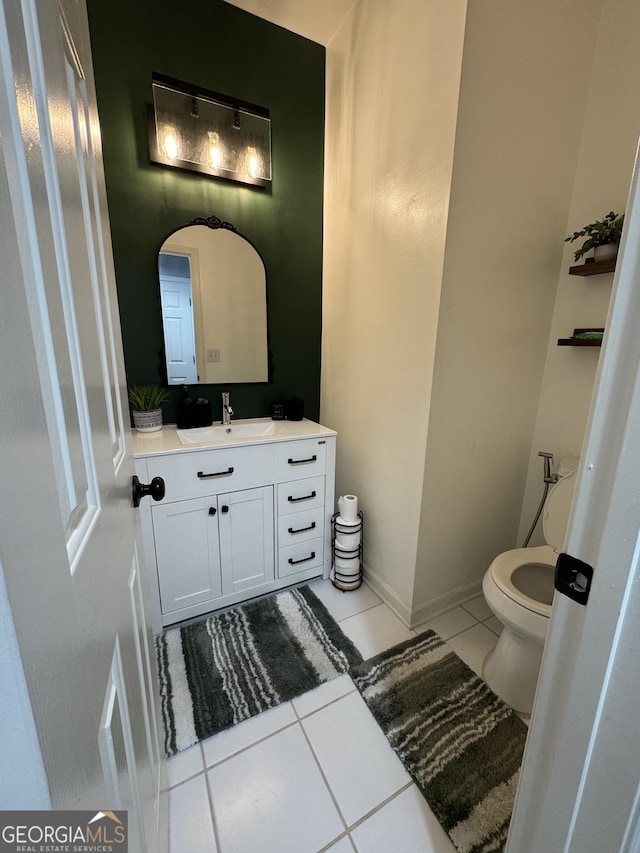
[221,392,234,426]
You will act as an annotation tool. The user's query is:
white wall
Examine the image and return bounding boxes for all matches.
[322,0,625,626]
[518,0,640,547]
[322,0,468,620]
[411,0,602,621]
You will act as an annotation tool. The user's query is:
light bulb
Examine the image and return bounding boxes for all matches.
[246,146,260,178]
[161,125,179,160]
[208,131,223,169]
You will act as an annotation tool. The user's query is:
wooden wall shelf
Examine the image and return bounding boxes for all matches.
[558,328,604,347]
[569,259,616,276]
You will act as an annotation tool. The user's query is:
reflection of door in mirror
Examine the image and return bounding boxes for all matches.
[159,250,198,384]
[159,221,269,385]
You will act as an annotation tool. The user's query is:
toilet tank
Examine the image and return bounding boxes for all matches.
[557,455,580,478]
[542,458,579,551]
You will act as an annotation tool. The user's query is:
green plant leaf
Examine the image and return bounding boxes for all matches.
[128,384,169,411]
[566,211,624,260]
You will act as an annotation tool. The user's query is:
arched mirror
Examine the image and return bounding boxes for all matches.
[158,214,268,385]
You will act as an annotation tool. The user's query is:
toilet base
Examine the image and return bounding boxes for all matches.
[483,625,545,715]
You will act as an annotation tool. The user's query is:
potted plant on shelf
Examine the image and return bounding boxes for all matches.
[565,210,625,263]
[128,384,169,433]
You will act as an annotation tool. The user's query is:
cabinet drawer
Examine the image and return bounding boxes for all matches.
[278,536,324,578]
[277,476,325,516]
[276,439,326,481]
[149,444,275,501]
[277,507,324,546]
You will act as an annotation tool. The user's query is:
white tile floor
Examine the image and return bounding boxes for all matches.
[166,579,504,853]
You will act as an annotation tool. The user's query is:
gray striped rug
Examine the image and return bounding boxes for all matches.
[353,631,528,853]
[156,585,363,756]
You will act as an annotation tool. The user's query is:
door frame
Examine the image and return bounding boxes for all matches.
[507,142,640,850]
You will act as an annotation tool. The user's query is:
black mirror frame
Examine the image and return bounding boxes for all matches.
[156,212,272,387]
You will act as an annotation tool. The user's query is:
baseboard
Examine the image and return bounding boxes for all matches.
[362,562,413,627]
[363,565,485,631]
[410,578,484,630]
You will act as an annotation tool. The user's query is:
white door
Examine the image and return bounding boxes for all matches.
[159,258,198,385]
[0,1,164,850]
[507,146,640,850]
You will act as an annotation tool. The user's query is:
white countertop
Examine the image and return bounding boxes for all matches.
[132,418,337,458]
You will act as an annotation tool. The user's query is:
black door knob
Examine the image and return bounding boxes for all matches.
[132,475,166,507]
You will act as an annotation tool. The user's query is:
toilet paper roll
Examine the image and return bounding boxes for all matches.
[336,529,360,543]
[338,494,358,523]
[335,530,361,552]
[333,571,361,590]
[334,578,361,590]
[335,554,360,573]
[335,516,362,531]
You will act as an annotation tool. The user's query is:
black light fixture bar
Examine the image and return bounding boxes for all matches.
[148,73,271,188]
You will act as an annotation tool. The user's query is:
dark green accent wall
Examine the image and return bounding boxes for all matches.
[87,0,325,423]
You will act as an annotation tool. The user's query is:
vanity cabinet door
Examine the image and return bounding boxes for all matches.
[218,486,275,596]
[152,498,222,615]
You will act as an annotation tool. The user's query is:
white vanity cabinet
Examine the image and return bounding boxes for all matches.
[152,485,274,617]
[133,420,336,630]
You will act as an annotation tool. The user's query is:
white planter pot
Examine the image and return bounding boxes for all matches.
[132,409,163,432]
[594,243,618,262]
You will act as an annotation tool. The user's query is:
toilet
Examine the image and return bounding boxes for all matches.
[482,459,579,715]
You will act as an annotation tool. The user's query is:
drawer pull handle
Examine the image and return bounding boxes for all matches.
[288,454,317,465]
[288,551,316,565]
[288,521,316,534]
[288,490,316,503]
[197,467,234,479]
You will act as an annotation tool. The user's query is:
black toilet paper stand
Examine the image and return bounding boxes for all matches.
[331,510,364,591]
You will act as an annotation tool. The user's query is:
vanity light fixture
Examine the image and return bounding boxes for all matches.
[148,73,271,188]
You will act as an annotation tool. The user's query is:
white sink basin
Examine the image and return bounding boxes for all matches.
[177,419,278,445]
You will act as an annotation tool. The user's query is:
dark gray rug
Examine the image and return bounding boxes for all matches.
[156,585,363,756]
[353,630,528,853]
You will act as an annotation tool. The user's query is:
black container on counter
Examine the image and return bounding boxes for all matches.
[284,397,304,421]
[176,388,212,429]
[270,401,285,420]
[194,398,212,427]
[176,387,195,429]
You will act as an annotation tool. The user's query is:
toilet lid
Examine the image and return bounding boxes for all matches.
[543,469,578,551]
[490,546,556,617]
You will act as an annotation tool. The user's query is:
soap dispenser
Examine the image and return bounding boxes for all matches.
[176,385,195,429]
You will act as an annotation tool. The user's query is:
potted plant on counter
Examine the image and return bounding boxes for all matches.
[128,384,169,432]
[565,210,625,263]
